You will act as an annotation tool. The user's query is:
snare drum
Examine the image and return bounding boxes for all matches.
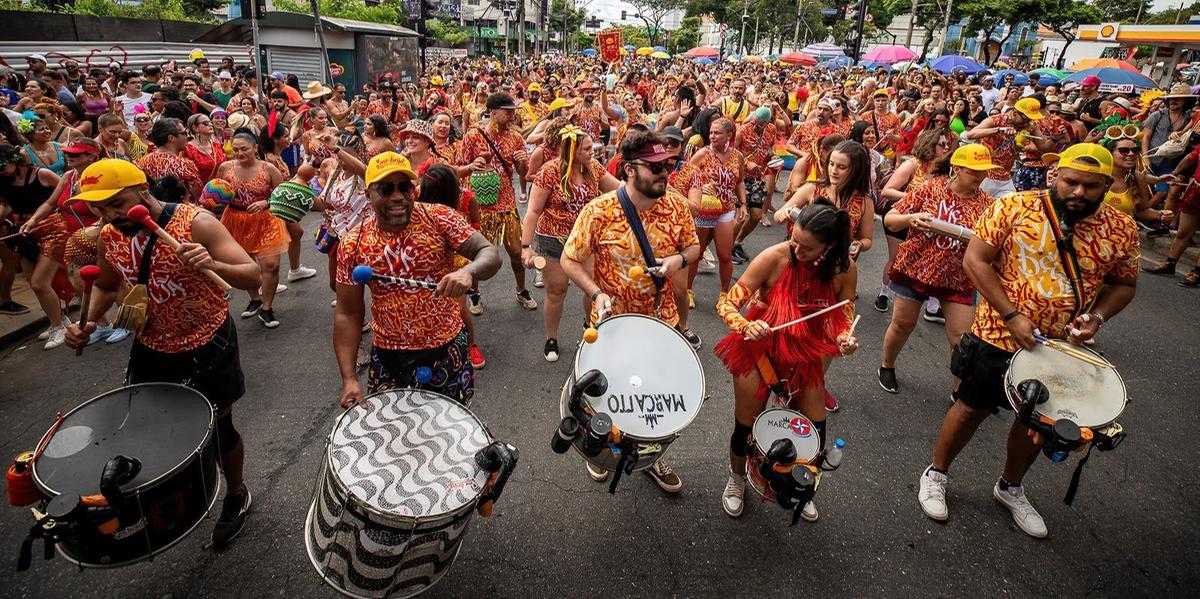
[746,408,820,502]
[556,314,705,473]
[305,388,516,599]
[30,384,219,568]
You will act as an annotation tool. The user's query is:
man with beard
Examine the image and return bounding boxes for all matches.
[518,82,549,131]
[783,98,836,196]
[268,90,298,130]
[333,153,501,408]
[967,97,1055,198]
[861,89,901,156]
[62,159,263,550]
[561,130,701,493]
[719,78,757,124]
[570,81,622,144]
[916,144,1139,539]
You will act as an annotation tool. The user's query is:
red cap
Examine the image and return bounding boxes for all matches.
[1081,75,1102,87]
[627,142,671,163]
[62,138,101,155]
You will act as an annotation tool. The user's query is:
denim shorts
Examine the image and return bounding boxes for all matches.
[889,272,976,306]
[695,210,736,229]
[535,233,565,260]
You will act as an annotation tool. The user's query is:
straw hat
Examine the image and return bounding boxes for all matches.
[396,119,434,145]
[1162,83,1197,99]
[302,81,333,100]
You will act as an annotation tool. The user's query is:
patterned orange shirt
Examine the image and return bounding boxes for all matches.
[457,123,525,214]
[736,121,778,170]
[863,111,901,149]
[788,120,836,155]
[431,140,462,167]
[134,151,200,189]
[971,191,1140,352]
[693,148,744,212]
[1020,115,1071,168]
[99,203,227,353]
[571,103,606,142]
[668,160,699,197]
[563,189,699,326]
[979,112,1018,181]
[530,158,604,239]
[890,177,994,292]
[811,183,867,239]
[335,203,476,351]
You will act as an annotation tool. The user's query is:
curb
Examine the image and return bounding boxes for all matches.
[0,315,48,348]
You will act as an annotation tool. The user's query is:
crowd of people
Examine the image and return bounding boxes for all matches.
[2,46,1192,545]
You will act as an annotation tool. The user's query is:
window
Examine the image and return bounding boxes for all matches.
[467,0,478,5]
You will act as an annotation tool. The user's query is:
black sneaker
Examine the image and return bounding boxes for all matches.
[544,338,559,362]
[878,367,899,394]
[874,294,889,312]
[731,245,749,264]
[922,307,946,324]
[468,291,483,315]
[258,309,280,328]
[1146,226,1171,238]
[0,300,30,315]
[240,299,262,318]
[677,326,702,350]
[212,489,252,550]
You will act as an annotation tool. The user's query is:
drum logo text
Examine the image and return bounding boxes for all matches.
[606,394,687,430]
[767,417,812,438]
[111,518,147,540]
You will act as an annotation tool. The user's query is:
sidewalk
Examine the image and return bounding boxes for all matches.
[0,278,51,346]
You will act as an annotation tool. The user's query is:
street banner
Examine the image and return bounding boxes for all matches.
[598,29,622,63]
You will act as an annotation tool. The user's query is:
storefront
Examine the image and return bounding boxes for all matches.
[1075,22,1200,86]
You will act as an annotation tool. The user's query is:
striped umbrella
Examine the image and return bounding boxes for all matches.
[801,42,846,58]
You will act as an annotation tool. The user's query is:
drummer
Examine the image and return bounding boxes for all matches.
[560,130,701,493]
[62,159,263,550]
[333,153,501,409]
[713,200,858,520]
[916,144,1139,539]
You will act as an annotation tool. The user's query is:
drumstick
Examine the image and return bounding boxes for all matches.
[350,265,438,289]
[743,299,852,340]
[126,206,232,290]
[1032,333,1110,368]
[75,265,101,357]
[848,314,861,336]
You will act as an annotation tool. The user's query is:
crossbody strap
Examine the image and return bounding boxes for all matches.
[1036,191,1085,320]
[137,203,178,284]
[474,127,512,175]
[615,186,665,295]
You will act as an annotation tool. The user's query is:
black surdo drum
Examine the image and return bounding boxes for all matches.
[23,383,220,569]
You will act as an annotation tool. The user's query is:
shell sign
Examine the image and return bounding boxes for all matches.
[1098,22,1120,42]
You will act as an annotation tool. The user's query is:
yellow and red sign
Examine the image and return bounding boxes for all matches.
[598,29,622,63]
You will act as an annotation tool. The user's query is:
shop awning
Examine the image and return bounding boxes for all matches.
[193,11,419,44]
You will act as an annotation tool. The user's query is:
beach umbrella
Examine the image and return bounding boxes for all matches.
[1062,67,1157,90]
[1031,67,1069,79]
[743,55,763,63]
[992,69,1029,85]
[687,46,719,58]
[892,60,921,71]
[859,60,892,72]
[823,55,852,68]
[653,45,667,52]
[862,45,917,63]
[930,55,984,74]
[581,48,598,56]
[694,57,716,65]
[623,44,635,51]
[802,42,846,58]
[636,47,654,56]
[1070,58,1139,73]
[779,51,818,66]
[651,51,670,59]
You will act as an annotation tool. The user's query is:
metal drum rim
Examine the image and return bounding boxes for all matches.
[1004,345,1128,428]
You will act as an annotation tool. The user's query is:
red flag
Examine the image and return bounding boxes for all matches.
[598,29,622,63]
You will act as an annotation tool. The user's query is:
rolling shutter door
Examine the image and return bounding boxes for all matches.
[266,47,325,84]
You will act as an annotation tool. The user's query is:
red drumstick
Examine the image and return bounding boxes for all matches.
[75,265,101,356]
[127,205,232,290]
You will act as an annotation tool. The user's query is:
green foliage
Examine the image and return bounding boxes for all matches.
[1092,0,1152,22]
[426,17,469,44]
[669,15,700,54]
[548,0,589,51]
[1145,1,1200,24]
[1039,0,1102,68]
[626,0,686,45]
[615,24,651,48]
[0,0,51,12]
[273,0,409,25]
[68,0,204,22]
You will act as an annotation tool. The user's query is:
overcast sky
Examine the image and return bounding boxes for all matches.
[1151,0,1193,13]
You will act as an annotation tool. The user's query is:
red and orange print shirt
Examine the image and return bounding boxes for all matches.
[890,177,994,293]
[134,151,201,189]
[457,123,525,214]
[979,112,1018,181]
[736,121,778,171]
[335,203,476,351]
[530,158,604,239]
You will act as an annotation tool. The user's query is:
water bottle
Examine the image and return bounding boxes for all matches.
[822,438,846,471]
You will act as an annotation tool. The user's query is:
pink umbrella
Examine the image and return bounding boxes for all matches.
[779,51,818,66]
[687,47,719,58]
[862,45,917,64]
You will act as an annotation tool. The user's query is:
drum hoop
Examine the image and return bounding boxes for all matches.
[1005,347,1128,427]
[32,382,216,498]
[327,388,490,519]
[570,313,706,441]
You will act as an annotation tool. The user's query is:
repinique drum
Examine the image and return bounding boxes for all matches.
[469,170,501,206]
[746,408,821,502]
[1005,344,1127,429]
[556,314,705,473]
[268,181,316,223]
[29,383,219,568]
[305,389,516,599]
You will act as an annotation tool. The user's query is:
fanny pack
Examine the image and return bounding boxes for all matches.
[115,203,177,333]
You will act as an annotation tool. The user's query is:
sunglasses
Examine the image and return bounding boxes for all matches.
[666,140,682,149]
[632,160,670,174]
[374,181,415,196]
[1115,146,1140,155]
[135,117,151,122]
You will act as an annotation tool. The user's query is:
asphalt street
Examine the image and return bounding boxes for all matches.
[1,204,1197,598]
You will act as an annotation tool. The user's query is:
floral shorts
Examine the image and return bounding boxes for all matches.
[367,328,474,405]
[1012,164,1048,192]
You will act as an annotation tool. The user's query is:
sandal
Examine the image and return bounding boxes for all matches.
[1180,271,1200,288]
[1143,260,1177,275]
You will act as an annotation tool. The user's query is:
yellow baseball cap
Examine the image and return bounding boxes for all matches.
[430,75,444,86]
[1014,97,1044,121]
[1043,143,1114,178]
[950,144,1000,171]
[548,97,577,112]
[364,152,417,186]
[527,82,542,92]
[71,159,148,202]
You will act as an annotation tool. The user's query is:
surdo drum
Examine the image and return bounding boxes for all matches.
[20,383,219,569]
[551,314,705,492]
[304,389,517,599]
[744,408,843,523]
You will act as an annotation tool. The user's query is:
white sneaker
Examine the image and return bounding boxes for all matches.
[800,501,818,522]
[698,257,716,273]
[330,299,337,308]
[275,283,288,294]
[918,466,950,521]
[43,325,67,350]
[533,269,544,288]
[38,326,54,341]
[288,266,317,282]
[585,462,609,482]
[993,482,1048,538]
[721,472,745,518]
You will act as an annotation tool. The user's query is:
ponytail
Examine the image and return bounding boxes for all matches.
[793,197,852,281]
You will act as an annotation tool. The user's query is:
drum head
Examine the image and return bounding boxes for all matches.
[330,389,489,519]
[575,314,705,439]
[751,409,821,461]
[1007,345,1126,428]
[34,383,214,497]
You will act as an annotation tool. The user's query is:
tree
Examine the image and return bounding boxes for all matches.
[626,0,686,46]
[1146,1,1200,24]
[1040,0,1102,68]
[958,0,1012,64]
[615,24,651,47]
[547,0,588,51]
[181,0,224,18]
[1092,0,1152,23]
[273,0,408,25]
[426,18,470,45]
[669,15,701,54]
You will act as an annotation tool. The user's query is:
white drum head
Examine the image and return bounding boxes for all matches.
[751,408,820,461]
[1007,344,1126,428]
[575,314,705,440]
[330,389,490,519]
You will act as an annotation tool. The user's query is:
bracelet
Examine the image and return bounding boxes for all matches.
[680,254,688,268]
[521,243,531,249]
[1089,311,1106,326]
[1002,310,1021,322]
[590,289,604,302]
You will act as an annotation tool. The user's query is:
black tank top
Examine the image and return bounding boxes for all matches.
[0,167,56,215]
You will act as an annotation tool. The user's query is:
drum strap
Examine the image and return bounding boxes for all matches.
[615,186,665,308]
[1063,442,1093,506]
[474,127,512,176]
[755,355,791,403]
[1037,192,1087,321]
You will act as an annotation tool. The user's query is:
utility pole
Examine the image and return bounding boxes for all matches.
[739,0,749,55]
[933,0,953,59]
[848,0,868,62]
[905,0,917,48]
[518,0,526,59]
[793,0,803,51]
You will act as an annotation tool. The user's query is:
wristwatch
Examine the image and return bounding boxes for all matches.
[679,254,688,268]
[590,289,604,302]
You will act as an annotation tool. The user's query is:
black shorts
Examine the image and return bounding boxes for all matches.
[744,177,767,210]
[949,333,1015,412]
[878,200,908,240]
[535,233,565,260]
[127,317,245,410]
